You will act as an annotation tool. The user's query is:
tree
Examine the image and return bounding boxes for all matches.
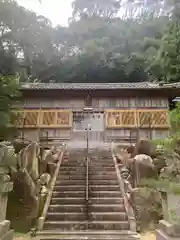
[148,21,180,83]
[169,102,180,133]
[0,0,55,77]
[0,74,19,140]
[71,0,121,20]
[0,0,178,84]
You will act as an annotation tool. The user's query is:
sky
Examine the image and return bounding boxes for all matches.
[17,0,73,26]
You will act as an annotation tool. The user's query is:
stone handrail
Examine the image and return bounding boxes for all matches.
[37,144,67,231]
[111,142,137,232]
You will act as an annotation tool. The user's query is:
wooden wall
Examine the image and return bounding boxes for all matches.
[13,96,170,143]
[14,97,169,109]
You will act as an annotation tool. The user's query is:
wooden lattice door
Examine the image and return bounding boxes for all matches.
[72,111,104,142]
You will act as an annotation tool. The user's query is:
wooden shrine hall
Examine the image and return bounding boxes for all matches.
[12,82,180,146]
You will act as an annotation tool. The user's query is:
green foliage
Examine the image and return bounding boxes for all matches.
[0,75,20,140]
[169,102,180,132]
[141,178,180,195]
[135,186,162,230]
[149,21,180,83]
[146,102,180,194]
[0,0,180,83]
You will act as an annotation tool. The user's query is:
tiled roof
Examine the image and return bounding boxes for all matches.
[21,82,164,90]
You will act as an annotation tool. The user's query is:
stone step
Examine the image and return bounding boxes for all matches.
[89,171,116,176]
[48,203,125,213]
[89,167,115,171]
[52,190,122,198]
[54,185,86,191]
[89,179,118,185]
[89,204,125,212]
[48,204,85,213]
[38,230,136,234]
[89,197,124,205]
[62,159,85,163]
[91,156,113,159]
[60,164,85,168]
[90,191,122,198]
[55,180,85,185]
[39,235,139,240]
[51,197,124,205]
[59,171,85,175]
[90,212,128,221]
[44,221,129,231]
[46,212,86,221]
[39,236,139,240]
[59,171,117,177]
[57,175,85,180]
[44,221,87,231]
[90,164,115,168]
[91,156,112,160]
[51,197,85,205]
[90,185,119,191]
[54,185,120,192]
[55,179,118,185]
[46,212,127,222]
[88,221,129,230]
[89,175,117,180]
[60,166,115,172]
[52,191,85,198]
[90,160,113,164]
[38,230,140,240]
[61,162,114,168]
[59,167,85,171]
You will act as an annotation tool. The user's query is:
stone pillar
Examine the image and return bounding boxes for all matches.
[0,168,14,240]
[156,191,180,240]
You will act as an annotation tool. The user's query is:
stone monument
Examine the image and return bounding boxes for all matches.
[156,191,180,240]
[0,144,14,240]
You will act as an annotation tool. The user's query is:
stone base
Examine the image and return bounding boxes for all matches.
[156,229,180,240]
[156,220,180,240]
[0,221,14,240]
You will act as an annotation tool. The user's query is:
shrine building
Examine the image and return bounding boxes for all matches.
[13,82,180,146]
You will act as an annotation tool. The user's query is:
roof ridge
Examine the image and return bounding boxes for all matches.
[20,82,161,90]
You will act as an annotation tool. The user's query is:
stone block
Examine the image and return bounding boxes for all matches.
[0,182,13,193]
[159,220,180,237]
[0,221,10,238]
[156,229,180,240]
[1,230,14,240]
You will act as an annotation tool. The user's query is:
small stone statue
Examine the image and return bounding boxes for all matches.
[121,167,131,180]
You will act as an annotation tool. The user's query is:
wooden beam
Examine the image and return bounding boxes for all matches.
[13,109,72,128]
[105,109,170,129]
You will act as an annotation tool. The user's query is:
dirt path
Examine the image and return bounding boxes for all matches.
[141,232,156,240]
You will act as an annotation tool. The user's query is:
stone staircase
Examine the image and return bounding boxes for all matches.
[36,149,139,240]
[88,151,129,231]
[44,150,87,231]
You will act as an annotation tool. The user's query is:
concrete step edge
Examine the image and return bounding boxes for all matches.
[37,230,138,235]
[49,204,85,207]
[49,204,124,207]
[54,185,119,187]
[51,197,85,200]
[53,191,85,193]
[45,220,129,224]
[47,212,85,215]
